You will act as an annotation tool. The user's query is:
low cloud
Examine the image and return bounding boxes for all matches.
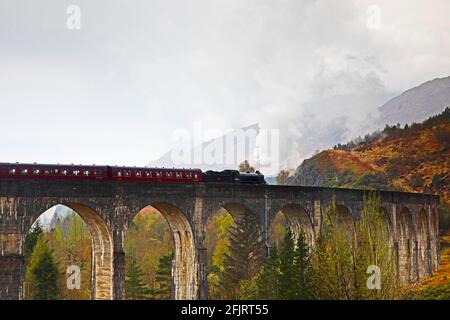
[0,0,449,172]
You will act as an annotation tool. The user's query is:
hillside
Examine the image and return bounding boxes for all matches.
[286,108,450,203]
[378,76,450,127]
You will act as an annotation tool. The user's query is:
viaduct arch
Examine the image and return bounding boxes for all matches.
[0,179,440,299]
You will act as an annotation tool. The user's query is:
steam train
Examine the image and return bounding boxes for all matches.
[0,163,266,185]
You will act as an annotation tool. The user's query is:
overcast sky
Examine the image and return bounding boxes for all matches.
[1,0,449,172]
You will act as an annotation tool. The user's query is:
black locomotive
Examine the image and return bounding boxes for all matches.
[202,169,266,184]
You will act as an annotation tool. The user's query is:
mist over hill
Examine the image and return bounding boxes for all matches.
[377,76,450,127]
[148,76,450,176]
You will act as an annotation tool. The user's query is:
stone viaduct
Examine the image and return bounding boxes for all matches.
[0,178,440,300]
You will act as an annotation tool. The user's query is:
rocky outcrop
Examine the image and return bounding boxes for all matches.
[285,158,324,186]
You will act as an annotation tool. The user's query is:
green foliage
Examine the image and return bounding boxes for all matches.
[47,212,92,299]
[241,229,313,300]
[25,235,60,300]
[152,253,173,300]
[311,201,356,299]
[408,174,424,189]
[409,281,450,300]
[431,173,446,188]
[206,211,235,300]
[279,229,297,299]
[126,257,148,300]
[311,195,400,299]
[438,204,450,234]
[24,222,43,260]
[269,213,288,252]
[293,231,313,299]
[252,246,281,299]
[124,208,173,298]
[352,172,390,190]
[220,212,264,299]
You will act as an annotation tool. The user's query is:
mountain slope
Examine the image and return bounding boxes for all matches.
[378,76,450,127]
[286,108,450,203]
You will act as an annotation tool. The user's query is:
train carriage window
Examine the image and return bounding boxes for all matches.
[124,170,131,177]
[44,169,51,175]
[9,168,16,174]
[156,171,161,177]
[186,172,192,179]
[62,169,68,175]
[94,170,102,176]
[167,171,173,178]
[176,172,182,179]
[145,171,152,177]
[73,170,80,176]
[194,173,198,179]
[136,170,142,177]
[33,169,40,175]
[21,169,28,175]
[83,170,90,176]
[52,169,59,174]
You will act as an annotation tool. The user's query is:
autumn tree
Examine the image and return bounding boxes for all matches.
[276,169,294,185]
[311,195,399,299]
[124,208,173,297]
[238,160,255,173]
[205,211,235,299]
[45,212,92,300]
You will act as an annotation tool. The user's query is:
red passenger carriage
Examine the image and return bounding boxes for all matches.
[0,163,203,183]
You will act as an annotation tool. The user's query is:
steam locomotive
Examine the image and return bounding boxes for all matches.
[0,163,266,185]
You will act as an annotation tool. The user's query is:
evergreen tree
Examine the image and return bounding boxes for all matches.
[220,212,264,299]
[125,257,148,300]
[24,222,43,260]
[254,245,281,299]
[279,229,297,299]
[153,253,173,300]
[25,235,60,300]
[293,231,313,299]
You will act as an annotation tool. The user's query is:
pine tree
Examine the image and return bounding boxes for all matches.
[24,222,43,260]
[125,257,148,300]
[153,253,173,300]
[25,235,60,300]
[254,245,281,299]
[294,231,313,299]
[220,212,264,299]
[279,229,297,299]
